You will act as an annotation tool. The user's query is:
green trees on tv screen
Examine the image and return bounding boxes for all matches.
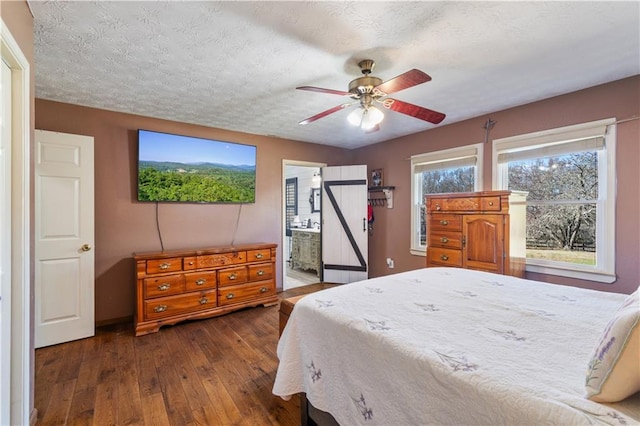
[138,162,255,203]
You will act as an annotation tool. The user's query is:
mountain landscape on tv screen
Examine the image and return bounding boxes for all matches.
[138,160,256,203]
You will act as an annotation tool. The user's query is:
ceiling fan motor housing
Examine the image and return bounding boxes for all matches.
[348,76,383,95]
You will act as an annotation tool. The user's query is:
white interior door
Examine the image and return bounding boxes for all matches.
[322,165,368,283]
[35,130,95,348]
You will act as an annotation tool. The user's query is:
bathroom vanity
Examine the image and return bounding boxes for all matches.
[291,228,321,277]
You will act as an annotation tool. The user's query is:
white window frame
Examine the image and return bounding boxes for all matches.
[410,143,483,255]
[492,118,616,283]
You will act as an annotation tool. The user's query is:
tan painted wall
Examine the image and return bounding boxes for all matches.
[354,76,640,295]
[34,100,352,322]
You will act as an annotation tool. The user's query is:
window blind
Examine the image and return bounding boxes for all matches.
[498,136,605,164]
[412,146,478,173]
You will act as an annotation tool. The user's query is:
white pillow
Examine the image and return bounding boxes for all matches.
[585,289,640,402]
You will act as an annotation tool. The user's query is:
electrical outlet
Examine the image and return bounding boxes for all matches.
[386,258,394,268]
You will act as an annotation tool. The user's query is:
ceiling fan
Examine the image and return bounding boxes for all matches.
[297,59,446,132]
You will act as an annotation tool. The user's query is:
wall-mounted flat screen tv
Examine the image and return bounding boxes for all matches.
[137,129,256,203]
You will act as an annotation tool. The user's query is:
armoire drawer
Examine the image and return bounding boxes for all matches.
[427,247,463,267]
[429,232,463,249]
[428,214,462,231]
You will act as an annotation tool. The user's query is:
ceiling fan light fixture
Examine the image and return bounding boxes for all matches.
[347,106,384,130]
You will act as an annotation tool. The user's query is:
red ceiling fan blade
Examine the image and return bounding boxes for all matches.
[374,69,432,95]
[381,98,446,124]
[299,103,352,125]
[296,86,352,96]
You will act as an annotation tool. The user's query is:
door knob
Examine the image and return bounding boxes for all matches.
[81,244,92,252]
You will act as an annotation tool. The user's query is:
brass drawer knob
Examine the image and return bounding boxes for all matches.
[440,237,449,243]
[440,254,449,261]
[439,220,449,226]
[195,279,206,286]
[154,305,167,313]
[158,283,171,291]
[228,273,237,280]
[199,297,208,305]
[255,253,263,259]
[489,201,494,206]
[435,204,441,211]
[226,293,235,299]
[257,270,264,276]
[260,287,268,293]
[159,263,171,270]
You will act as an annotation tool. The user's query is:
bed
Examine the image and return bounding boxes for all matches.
[273,267,639,425]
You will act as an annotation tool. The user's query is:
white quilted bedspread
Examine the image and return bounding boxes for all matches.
[273,268,640,425]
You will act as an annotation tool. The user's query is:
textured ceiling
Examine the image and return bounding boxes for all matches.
[30,1,640,149]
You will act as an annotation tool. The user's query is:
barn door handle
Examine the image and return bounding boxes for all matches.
[363,218,366,231]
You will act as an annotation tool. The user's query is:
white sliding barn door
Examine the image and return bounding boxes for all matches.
[35,130,95,348]
[322,165,368,283]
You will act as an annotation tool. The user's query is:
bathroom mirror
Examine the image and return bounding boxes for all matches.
[310,188,321,212]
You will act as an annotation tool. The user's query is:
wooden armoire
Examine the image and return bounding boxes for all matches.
[425,190,527,277]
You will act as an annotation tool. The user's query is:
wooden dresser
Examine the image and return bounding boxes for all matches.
[291,229,321,276]
[426,191,526,277]
[133,243,277,336]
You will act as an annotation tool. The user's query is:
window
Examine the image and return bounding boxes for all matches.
[410,144,483,255]
[493,118,616,283]
[285,178,298,237]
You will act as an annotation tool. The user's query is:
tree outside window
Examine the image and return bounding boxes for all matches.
[493,118,616,283]
[410,144,482,254]
[507,152,597,266]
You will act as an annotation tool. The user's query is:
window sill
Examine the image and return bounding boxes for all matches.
[410,248,426,257]
[525,263,616,284]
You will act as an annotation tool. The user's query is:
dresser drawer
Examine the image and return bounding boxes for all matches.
[481,196,502,211]
[144,274,185,298]
[146,257,183,274]
[248,263,273,281]
[185,271,216,291]
[429,197,481,212]
[429,232,463,249]
[218,281,275,307]
[429,214,462,231]
[144,290,216,320]
[197,251,246,268]
[183,256,198,271]
[218,266,248,286]
[427,247,463,267]
[247,249,271,262]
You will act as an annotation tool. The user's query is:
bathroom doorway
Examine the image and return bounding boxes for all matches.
[282,160,325,290]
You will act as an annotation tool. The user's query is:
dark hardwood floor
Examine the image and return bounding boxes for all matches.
[34,283,337,426]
